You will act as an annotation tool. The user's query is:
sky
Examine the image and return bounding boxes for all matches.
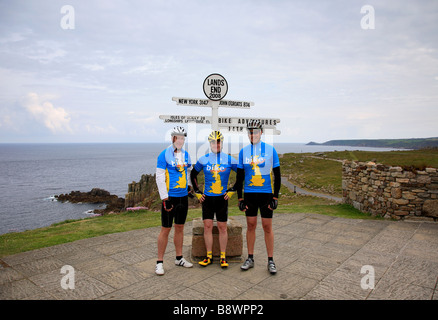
[0,0,437,144]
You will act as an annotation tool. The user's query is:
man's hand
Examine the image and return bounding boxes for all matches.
[163,198,173,212]
[224,187,236,200]
[194,190,205,203]
[187,185,194,199]
[268,197,278,210]
[238,198,247,212]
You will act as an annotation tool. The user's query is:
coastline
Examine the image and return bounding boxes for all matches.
[306,137,438,150]
[0,143,422,235]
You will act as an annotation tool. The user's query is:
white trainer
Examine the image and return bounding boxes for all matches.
[175,257,193,268]
[155,262,164,276]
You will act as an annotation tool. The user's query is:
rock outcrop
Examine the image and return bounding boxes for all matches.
[55,188,125,215]
[125,174,160,210]
[125,174,200,210]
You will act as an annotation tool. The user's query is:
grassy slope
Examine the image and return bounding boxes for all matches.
[325,148,438,168]
[313,137,438,149]
[281,154,343,196]
[280,148,438,197]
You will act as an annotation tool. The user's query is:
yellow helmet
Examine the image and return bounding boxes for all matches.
[208,131,224,142]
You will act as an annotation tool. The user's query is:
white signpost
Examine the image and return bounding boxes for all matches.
[160,73,280,134]
[172,97,253,109]
[161,114,280,127]
[171,97,211,107]
[222,126,281,135]
[159,114,211,124]
[216,116,280,127]
[217,116,281,135]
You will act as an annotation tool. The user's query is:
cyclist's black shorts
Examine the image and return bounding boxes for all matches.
[244,193,273,219]
[202,195,228,222]
[161,195,188,228]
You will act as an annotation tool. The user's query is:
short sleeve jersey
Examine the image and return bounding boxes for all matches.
[194,152,237,196]
[156,146,192,197]
[237,141,280,194]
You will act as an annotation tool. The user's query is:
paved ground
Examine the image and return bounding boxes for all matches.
[1,212,438,301]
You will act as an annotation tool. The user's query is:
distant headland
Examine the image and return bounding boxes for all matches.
[307,137,438,150]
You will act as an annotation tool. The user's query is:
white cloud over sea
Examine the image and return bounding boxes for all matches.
[22,93,72,134]
[0,0,437,143]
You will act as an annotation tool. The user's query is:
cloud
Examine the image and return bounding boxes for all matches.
[80,63,105,71]
[0,1,437,143]
[22,93,73,134]
[0,28,33,44]
[125,55,178,75]
[24,40,67,64]
[85,124,118,135]
[0,115,13,129]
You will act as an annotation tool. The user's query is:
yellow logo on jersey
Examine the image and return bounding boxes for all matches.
[175,161,187,189]
[249,155,265,187]
[209,164,226,194]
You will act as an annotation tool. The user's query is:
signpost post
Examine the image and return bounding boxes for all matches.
[160,73,280,134]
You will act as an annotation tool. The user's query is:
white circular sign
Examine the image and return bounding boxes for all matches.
[203,73,228,101]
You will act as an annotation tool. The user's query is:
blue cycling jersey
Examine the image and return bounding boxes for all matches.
[237,141,280,194]
[156,145,192,197]
[194,152,237,196]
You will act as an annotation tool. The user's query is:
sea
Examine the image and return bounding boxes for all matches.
[0,142,403,235]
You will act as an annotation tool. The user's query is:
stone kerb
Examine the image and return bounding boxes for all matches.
[191,217,243,260]
[342,160,438,221]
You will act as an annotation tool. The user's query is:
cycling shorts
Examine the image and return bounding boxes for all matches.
[161,196,188,228]
[244,193,273,219]
[202,195,228,222]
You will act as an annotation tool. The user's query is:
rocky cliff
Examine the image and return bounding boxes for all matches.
[125,174,200,210]
[55,188,125,214]
[125,174,160,210]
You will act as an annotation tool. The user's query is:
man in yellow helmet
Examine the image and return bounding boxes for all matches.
[190,131,237,268]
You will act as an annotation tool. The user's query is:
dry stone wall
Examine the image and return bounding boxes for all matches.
[342,160,438,221]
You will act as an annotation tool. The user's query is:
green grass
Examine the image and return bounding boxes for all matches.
[314,137,438,149]
[325,148,438,168]
[279,148,438,197]
[280,153,342,196]
[0,193,372,258]
[0,209,198,258]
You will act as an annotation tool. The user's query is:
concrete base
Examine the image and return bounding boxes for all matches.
[191,217,243,259]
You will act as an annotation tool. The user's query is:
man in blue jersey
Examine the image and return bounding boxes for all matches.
[155,126,193,276]
[235,120,281,275]
[190,131,237,268]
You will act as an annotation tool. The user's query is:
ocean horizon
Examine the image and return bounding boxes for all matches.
[0,142,404,235]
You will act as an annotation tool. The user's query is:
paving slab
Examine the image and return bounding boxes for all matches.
[1,212,438,301]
